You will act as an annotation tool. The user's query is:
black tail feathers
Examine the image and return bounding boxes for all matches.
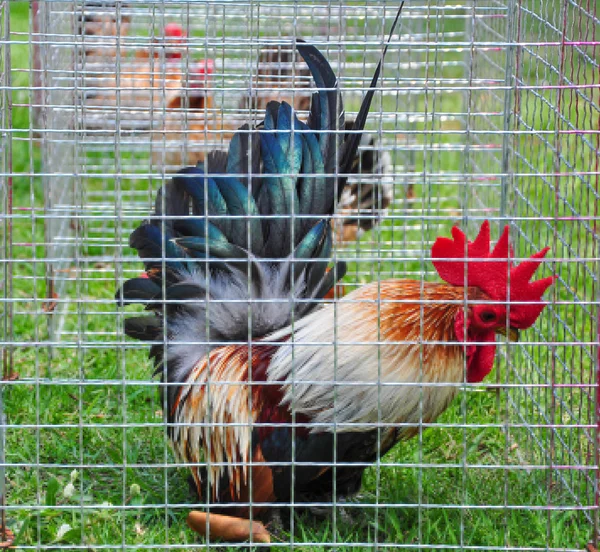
[118,7,404,376]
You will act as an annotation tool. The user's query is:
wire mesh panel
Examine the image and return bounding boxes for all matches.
[506,0,599,538]
[2,0,599,550]
[467,1,599,544]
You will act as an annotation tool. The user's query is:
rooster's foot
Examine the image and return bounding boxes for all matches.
[187,510,271,544]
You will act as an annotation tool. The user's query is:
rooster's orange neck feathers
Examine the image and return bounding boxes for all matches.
[360,280,491,382]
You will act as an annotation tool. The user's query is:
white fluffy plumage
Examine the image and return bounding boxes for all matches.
[267,281,466,436]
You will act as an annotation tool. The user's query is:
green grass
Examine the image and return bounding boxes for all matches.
[4,1,598,550]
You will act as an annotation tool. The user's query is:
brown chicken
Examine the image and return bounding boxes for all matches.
[81,21,217,139]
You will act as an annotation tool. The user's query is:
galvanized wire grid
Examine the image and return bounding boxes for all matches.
[1,0,598,550]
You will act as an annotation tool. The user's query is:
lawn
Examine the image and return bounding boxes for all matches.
[3,1,598,551]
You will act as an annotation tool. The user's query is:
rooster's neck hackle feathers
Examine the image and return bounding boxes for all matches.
[377,280,483,345]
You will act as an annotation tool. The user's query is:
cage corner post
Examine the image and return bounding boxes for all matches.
[35,1,78,347]
[499,0,519,226]
[594,123,600,551]
[0,0,12,545]
[32,0,57,349]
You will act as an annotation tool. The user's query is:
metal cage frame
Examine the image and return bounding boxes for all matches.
[1,1,598,550]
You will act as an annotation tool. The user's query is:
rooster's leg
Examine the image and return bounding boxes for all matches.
[187,511,271,543]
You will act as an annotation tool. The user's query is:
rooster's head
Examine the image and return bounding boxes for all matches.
[431,220,555,382]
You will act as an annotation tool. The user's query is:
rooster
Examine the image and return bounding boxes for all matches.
[117,6,555,543]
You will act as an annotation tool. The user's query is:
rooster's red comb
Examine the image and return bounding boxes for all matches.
[163,23,186,60]
[432,220,555,329]
[189,60,215,89]
[165,23,185,38]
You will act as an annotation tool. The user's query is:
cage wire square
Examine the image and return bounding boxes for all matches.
[1,0,599,550]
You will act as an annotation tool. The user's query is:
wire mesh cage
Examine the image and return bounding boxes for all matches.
[2,0,599,550]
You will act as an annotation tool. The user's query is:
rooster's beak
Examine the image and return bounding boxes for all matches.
[496,326,520,342]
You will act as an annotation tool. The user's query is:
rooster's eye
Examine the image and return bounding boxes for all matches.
[480,311,496,323]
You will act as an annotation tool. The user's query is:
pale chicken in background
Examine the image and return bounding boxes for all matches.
[80,13,225,163]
